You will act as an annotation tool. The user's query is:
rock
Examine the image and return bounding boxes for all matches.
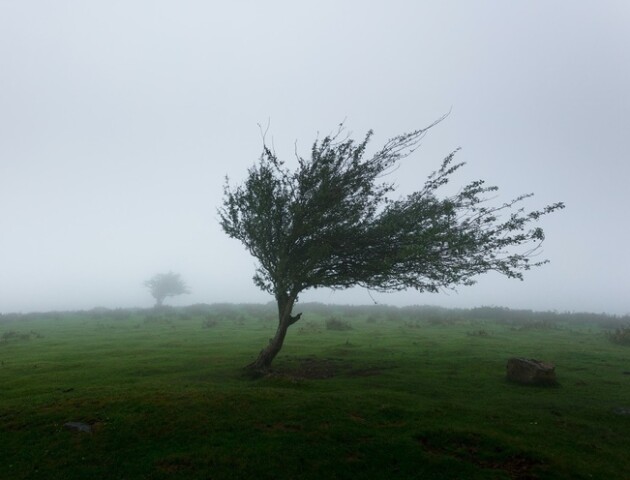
[63,422,92,433]
[612,407,630,416]
[506,357,557,386]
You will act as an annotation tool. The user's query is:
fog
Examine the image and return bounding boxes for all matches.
[1,2,629,315]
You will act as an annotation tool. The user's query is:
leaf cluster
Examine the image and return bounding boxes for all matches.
[219,122,564,300]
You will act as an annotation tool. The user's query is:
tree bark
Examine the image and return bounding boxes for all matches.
[246,292,301,375]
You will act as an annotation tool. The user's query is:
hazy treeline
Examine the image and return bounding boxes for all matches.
[0,303,628,328]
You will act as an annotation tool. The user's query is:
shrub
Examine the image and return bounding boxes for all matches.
[404,320,422,329]
[202,313,223,329]
[0,330,41,343]
[467,329,490,337]
[325,317,352,331]
[608,326,630,346]
[202,317,219,329]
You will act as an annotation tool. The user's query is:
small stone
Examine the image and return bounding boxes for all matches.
[612,407,630,416]
[507,357,557,386]
[63,422,92,433]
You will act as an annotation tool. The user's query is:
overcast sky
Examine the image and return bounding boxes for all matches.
[1,1,628,315]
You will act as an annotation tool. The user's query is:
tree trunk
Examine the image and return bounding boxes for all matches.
[246,292,301,375]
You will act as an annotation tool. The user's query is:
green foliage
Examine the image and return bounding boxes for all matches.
[144,271,190,307]
[219,121,564,300]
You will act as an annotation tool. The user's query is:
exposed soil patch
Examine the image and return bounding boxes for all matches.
[62,420,106,434]
[271,356,393,380]
[264,356,344,379]
[155,455,195,474]
[63,421,92,434]
[415,431,545,480]
[345,452,363,463]
[256,422,303,432]
[347,367,383,377]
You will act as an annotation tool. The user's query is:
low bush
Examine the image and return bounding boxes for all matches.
[202,316,219,329]
[608,325,630,345]
[467,329,490,337]
[0,330,41,343]
[325,317,352,331]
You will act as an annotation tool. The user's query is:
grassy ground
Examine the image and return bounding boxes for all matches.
[1,305,629,479]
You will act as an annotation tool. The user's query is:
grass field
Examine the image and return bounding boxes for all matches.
[1,304,629,479]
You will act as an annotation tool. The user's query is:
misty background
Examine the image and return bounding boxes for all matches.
[1,1,628,315]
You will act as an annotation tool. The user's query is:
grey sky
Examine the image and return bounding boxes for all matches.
[1,1,628,314]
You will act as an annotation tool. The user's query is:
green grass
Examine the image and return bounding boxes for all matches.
[1,305,629,479]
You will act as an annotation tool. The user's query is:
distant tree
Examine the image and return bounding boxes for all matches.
[219,120,564,374]
[144,271,190,307]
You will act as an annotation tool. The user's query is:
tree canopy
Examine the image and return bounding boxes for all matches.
[144,271,190,307]
[220,121,564,372]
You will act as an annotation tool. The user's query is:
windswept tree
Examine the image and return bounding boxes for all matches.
[144,271,190,307]
[220,121,564,373]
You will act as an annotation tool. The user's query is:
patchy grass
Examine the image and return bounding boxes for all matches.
[1,305,629,479]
